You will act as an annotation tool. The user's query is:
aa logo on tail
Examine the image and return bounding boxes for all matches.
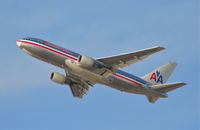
[150,71,163,84]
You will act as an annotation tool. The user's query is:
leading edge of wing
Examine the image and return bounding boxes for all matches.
[96,46,165,60]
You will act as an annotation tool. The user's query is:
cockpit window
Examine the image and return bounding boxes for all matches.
[23,37,33,40]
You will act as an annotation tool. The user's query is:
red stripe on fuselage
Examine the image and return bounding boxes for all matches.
[112,73,142,86]
[19,40,142,86]
[19,40,78,61]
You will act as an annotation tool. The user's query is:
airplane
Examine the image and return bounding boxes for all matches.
[16,37,186,103]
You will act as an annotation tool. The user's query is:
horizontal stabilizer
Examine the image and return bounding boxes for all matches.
[150,82,186,93]
[146,82,186,103]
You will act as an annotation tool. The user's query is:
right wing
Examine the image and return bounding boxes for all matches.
[97,46,165,68]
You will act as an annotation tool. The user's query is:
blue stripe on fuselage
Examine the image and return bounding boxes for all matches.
[24,38,80,58]
[22,38,148,86]
[116,69,148,85]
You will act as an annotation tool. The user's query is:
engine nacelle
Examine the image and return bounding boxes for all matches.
[50,72,67,84]
[78,55,102,70]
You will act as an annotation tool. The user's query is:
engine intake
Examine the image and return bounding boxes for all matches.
[78,55,95,68]
[50,72,67,84]
[78,55,109,70]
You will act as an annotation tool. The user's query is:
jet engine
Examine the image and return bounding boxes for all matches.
[78,55,110,70]
[50,72,69,84]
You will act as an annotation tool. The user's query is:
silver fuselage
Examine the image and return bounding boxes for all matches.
[17,38,155,96]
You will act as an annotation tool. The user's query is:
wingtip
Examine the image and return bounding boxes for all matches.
[158,46,166,50]
[152,46,165,51]
[182,82,187,86]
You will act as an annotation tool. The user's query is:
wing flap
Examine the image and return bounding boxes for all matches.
[97,46,165,68]
[70,83,89,98]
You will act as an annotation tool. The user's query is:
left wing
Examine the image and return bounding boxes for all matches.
[97,46,165,68]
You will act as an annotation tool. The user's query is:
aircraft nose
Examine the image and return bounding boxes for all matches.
[16,40,22,47]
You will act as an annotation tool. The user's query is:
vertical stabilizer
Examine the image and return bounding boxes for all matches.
[141,62,177,85]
